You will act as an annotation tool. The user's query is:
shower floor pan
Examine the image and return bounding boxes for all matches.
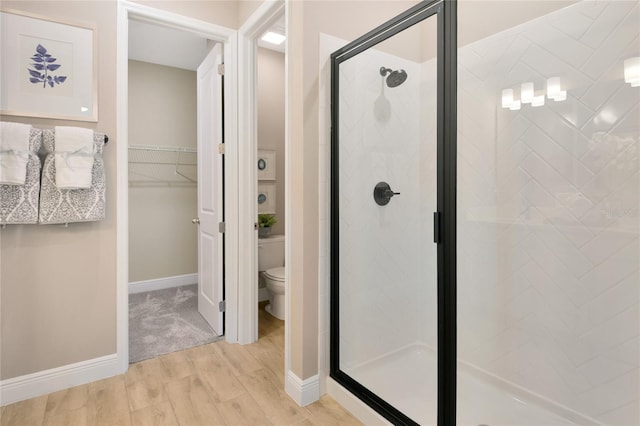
[346,344,589,425]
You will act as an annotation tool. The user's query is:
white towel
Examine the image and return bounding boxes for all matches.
[54,126,95,189]
[0,122,32,185]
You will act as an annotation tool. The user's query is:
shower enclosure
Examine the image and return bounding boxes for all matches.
[330,0,639,425]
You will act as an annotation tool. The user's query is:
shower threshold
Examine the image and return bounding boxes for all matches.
[345,344,591,425]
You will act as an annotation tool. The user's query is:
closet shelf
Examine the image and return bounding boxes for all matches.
[128,144,197,186]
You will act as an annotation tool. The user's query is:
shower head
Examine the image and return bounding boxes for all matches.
[380,66,408,88]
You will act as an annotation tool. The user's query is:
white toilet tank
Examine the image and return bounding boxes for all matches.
[258,234,285,271]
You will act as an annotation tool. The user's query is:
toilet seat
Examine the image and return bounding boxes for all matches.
[264,266,285,283]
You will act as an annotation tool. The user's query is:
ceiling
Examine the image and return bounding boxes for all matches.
[128,19,210,70]
[129,15,286,71]
[258,15,286,53]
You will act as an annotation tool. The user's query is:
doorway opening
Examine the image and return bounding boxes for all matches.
[126,18,225,364]
[116,2,239,371]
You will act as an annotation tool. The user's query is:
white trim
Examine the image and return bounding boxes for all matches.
[285,371,320,407]
[237,0,285,345]
[117,0,239,370]
[0,354,119,406]
[327,377,393,425]
[116,0,130,376]
[259,287,270,302]
[128,273,198,294]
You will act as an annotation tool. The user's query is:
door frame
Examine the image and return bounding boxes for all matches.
[237,0,285,344]
[329,0,457,424]
[116,0,239,372]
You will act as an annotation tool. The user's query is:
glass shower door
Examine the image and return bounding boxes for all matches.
[331,3,446,424]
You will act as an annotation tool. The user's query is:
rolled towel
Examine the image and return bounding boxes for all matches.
[0,122,32,185]
[54,126,95,189]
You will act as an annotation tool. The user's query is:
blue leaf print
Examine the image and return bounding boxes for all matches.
[27,44,66,89]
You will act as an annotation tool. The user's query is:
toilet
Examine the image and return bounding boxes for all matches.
[258,234,285,320]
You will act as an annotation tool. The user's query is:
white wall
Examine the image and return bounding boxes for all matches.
[128,60,197,282]
[456,1,639,423]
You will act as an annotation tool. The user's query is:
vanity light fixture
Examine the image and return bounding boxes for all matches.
[546,77,567,101]
[624,57,640,87]
[501,82,547,110]
[261,31,286,45]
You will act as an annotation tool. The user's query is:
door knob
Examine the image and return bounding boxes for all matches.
[192,218,200,224]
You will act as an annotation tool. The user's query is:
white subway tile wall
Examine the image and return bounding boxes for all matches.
[336,45,437,369]
[458,1,639,423]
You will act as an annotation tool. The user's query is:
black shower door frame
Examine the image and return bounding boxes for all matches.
[330,0,457,424]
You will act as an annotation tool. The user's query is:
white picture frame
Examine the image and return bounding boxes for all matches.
[0,9,98,122]
[257,149,276,180]
[257,182,276,214]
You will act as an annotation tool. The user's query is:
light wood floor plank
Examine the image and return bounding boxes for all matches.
[237,368,310,425]
[124,358,163,386]
[43,407,88,426]
[306,396,363,425]
[216,393,273,426]
[130,401,177,426]
[190,353,247,403]
[213,340,264,377]
[44,385,88,418]
[125,375,168,412]
[86,376,131,426]
[158,351,195,384]
[164,375,225,425]
[0,395,47,426]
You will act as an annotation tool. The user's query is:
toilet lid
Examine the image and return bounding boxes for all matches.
[265,266,285,281]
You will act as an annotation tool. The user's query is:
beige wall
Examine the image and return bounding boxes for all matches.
[287,0,421,381]
[0,1,117,380]
[257,48,286,236]
[128,60,197,282]
[131,0,238,29]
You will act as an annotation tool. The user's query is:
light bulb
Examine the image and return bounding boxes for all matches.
[624,57,640,86]
[521,82,534,104]
[502,89,514,108]
[532,95,545,107]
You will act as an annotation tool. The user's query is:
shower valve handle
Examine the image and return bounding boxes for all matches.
[374,182,400,206]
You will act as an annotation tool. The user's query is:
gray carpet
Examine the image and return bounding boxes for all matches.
[129,284,221,363]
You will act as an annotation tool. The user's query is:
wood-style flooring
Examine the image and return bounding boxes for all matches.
[1,302,361,426]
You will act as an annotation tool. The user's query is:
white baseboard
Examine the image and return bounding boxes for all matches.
[0,354,120,406]
[129,273,197,294]
[327,377,392,425]
[285,371,320,407]
[259,287,269,302]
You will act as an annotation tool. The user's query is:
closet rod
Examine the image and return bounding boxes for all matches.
[128,144,196,153]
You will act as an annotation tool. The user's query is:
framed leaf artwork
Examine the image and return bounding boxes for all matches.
[0,10,97,121]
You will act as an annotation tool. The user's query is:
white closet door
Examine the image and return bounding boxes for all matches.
[196,43,223,335]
